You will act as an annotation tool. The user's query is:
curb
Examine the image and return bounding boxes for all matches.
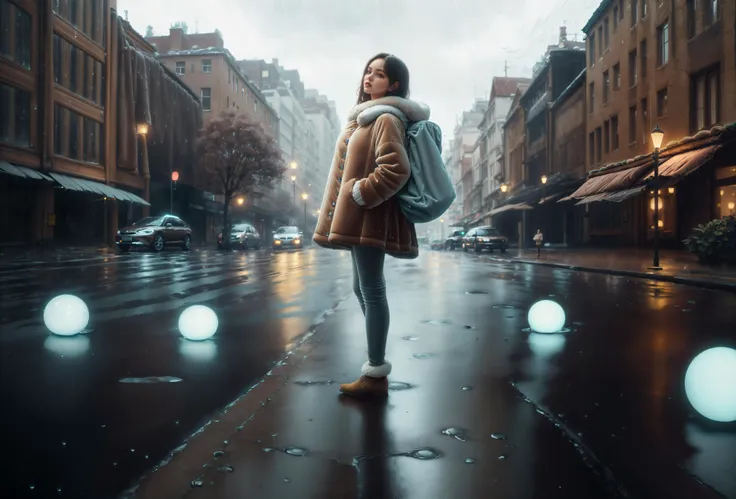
[490,256,736,293]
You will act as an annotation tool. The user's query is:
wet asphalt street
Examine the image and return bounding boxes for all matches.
[1,246,735,499]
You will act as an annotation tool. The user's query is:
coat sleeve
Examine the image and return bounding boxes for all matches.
[356,114,410,209]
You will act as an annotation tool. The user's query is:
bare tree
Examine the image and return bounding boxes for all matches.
[145,25,154,37]
[171,21,188,34]
[196,110,285,249]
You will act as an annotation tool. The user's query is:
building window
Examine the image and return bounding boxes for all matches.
[604,120,610,153]
[588,33,595,66]
[597,25,603,57]
[629,50,638,86]
[631,0,638,26]
[588,82,594,112]
[603,70,610,103]
[53,104,100,163]
[201,59,212,73]
[261,69,269,78]
[589,131,595,165]
[619,0,624,21]
[595,127,602,162]
[657,22,669,66]
[52,0,104,45]
[656,88,668,117]
[629,106,637,144]
[0,0,32,70]
[705,0,719,26]
[52,34,105,105]
[640,40,647,80]
[641,0,647,18]
[691,67,720,131]
[613,63,621,89]
[604,17,610,50]
[175,61,185,75]
[641,98,648,144]
[613,6,619,30]
[0,82,31,148]
[226,96,229,108]
[686,0,696,38]
[611,114,619,150]
[201,87,211,111]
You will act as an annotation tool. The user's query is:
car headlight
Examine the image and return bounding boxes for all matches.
[274,240,282,245]
[294,238,301,244]
[137,229,154,235]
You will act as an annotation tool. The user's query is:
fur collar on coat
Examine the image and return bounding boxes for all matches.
[348,96,431,127]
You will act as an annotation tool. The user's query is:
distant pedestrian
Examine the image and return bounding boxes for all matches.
[313,52,430,398]
[533,229,544,258]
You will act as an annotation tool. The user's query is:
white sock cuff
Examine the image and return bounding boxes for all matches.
[361,360,392,378]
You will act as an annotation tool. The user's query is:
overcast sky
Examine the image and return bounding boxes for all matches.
[119,0,599,138]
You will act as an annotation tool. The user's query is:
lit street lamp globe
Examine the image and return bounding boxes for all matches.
[43,294,90,336]
[684,347,736,422]
[178,305,219,341]
[527,300,566,334]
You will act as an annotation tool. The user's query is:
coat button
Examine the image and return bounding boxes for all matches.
[331,201,336,207]
[337,176,342,182]
[344,139,349,144]
[341,152,346,159]
[328,211,333,218]
[339,164,344,170]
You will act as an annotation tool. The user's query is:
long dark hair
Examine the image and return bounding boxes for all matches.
[356,53,410,104]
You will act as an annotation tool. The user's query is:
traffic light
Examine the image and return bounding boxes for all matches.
[171,171,179,191]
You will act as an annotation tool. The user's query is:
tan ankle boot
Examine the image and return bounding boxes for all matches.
[339,361,392,397]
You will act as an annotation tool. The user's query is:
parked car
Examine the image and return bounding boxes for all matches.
[217,223,261,250]
[272,226,304,251]
[116,215,192,252]
[462,226,508,253]
[430,239,444,250]
[445,230,466,250]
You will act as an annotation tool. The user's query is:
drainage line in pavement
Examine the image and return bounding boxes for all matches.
[509,382,633,499]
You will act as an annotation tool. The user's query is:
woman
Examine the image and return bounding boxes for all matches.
[313,53,430,397]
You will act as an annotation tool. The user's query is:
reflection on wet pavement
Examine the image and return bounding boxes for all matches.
[1,248,735,498]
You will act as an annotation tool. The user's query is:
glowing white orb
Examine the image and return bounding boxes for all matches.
[43,294,90,336]
[178,305,218,341]
[684,347,736,423]
[527,300,566,333]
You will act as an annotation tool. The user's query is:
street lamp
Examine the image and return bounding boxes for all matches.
[291,174,297,203]
[541,175,548,185]
[301,192,308,234]
[170,170,179,214]
[650,124,665,270]
[500,183,508,193]
[137,122,151,216]
[290,161,298,170]
[236,196,244,206]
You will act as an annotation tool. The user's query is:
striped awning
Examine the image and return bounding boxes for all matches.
[48,172,149,206]
[0,161,54,181]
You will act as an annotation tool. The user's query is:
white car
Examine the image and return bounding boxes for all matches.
[272,226,304,250]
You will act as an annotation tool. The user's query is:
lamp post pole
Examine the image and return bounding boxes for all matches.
[652,149,661,268]
[649,125,664,270]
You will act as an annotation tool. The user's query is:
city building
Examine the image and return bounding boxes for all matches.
[477,76,532,225]
[567,0,736,246]
[303,89,340,191]
[499,84,530,244]
[451,100,486,227]
[146,29,278,135]
[238,59,323,214]
[493,28,586,247]
[0,0,201,247]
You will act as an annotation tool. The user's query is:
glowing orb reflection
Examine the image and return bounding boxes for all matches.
[527,300,566,333]
[44,335,90,357]
[685,347,736,423]
[528,332,566,357]
[43,294,90,336]
[178,305,218,341]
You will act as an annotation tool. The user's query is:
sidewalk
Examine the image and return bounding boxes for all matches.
[491,248,736,291]
[127,287,619,499]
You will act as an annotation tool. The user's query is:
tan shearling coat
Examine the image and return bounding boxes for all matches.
[313,97,431,259]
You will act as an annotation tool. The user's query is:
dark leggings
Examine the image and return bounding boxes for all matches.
[351,246,389,366]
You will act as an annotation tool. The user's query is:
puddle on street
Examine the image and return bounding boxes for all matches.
[522,327,575,334]
[261,446,309,456]
[492,304,518,310]
[461,386,473,391]
[490,433,508,440]
[292,380,335,386]
[421,319,452,325]
[402,335,419,341]
[413,353,433,360]
[388,381,415,391]
[406,448,443,460]
[465,290,489,295]
[441,427,469,442]
[465,457,476,464]
[217,465,234,473]
[118,376,183,384]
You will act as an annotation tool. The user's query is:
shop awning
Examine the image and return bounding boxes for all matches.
[574,187,645,205]
[565,163,653,200]
[643,145,719,181]
[0,161,54,181]
[487,202,534,217]
[49,172,150,206]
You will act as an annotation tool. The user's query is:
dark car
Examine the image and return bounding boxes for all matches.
[445,230,466,250]
[272,226,304,251]
[116,215,192,252]
[218,223,261,250]
[462,226,508,253]
[430,239,444,250]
